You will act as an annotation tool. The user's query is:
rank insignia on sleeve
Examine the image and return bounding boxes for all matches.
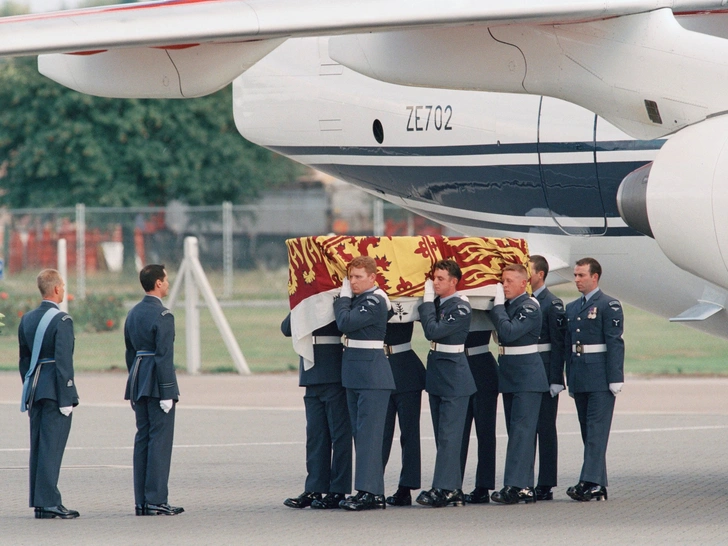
[613,319,621,327]
[552,300,564,310]
[359,306,369,313]
[67,379,73,387]
[608,300,621,311]
[523,304,537,313]
[518,312,527,321]
[446,314,456,322]
[556,317,565,327]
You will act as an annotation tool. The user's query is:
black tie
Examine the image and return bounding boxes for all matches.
[434,297,441,315]
[581,296,586,307]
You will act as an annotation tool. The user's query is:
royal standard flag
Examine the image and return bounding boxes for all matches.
[286,235,529,360]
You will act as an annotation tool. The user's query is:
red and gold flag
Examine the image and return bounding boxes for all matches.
[285,235,529,360]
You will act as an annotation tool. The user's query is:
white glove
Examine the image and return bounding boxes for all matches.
[59,406,73,416]
[609,382,624,396]
[340,277,353,298]
[549,384,564,398]
[373,288,392,311]
[423,279,435,303]
[494,283,505,306]
[160,399,174,413]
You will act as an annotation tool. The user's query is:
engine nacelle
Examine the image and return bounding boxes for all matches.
[617,115,728,290]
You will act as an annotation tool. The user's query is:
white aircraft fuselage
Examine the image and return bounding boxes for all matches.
[234,37,728,338]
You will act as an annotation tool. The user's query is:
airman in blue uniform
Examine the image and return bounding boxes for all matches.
[565,257,625,502]
[124,264,183,516]
[382,321,426,507]
[416,260,475,508]
[334,255,395,511]
[19,269,79,519]
[529,255,566,501]
[490,263,548,505]
[460,311,499,504]
[281,314,352,509]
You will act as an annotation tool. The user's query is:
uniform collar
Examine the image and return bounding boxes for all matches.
[439,291,460,304]
[532,286,546,298]
[144,294,164,304]
[583,287,601,303]
[41,300,60,309]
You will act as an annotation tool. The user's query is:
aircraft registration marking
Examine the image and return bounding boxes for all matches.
[406,105,452,132]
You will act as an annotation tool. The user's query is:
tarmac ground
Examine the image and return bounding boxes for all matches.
[1,372,727,545]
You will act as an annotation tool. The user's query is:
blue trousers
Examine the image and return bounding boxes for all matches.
[28,399,72,507]
[461,389,498,490]
[502,391,542,489]
[382,390,422,489]
[347,388,391,495]
[133,397,176,505]
[429,394,470,491]
[574,390,615,486]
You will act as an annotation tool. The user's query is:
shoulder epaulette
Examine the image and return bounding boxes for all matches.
[161,309,173,317]
[61,315,73,322]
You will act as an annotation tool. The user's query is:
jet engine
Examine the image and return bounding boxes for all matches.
[617,115,728,290]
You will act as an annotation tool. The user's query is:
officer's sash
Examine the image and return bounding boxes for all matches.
[20,307,61,412]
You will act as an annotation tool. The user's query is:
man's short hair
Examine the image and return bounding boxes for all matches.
[140,264,167,292]
[348,255,377,275]
[502,263,529,280]
[575,257,602,279]
[37,269,63,298]
[530,255,549,279]
[433,259,462,282]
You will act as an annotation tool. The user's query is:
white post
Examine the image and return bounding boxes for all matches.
[373,199,384,236]
[75,203,86,300]
[223,201,233,298]
[57,238,68,313]
[185,238,201,375]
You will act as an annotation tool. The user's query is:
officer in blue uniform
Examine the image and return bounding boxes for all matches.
[460,310,499,504]
[382,321,426,507]
[529,255,566,501]
[281,314,352,509]
[490,263,548,504]
[416,259,475,508]
[333,255,395,511]
[124,264,183,516]
[565,257,624,502]
[18,269,79,519]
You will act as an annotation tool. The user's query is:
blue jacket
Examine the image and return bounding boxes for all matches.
[334,290,395,390]
[534,287,567,386]
[490,292,548,393]
[419,295,476,397]
[385,321,425,394]
[281,313,343,386]
[565,289,625,393]
[124,295,179,402]
[18,301,79,407]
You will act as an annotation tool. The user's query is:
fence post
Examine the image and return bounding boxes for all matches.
[373,199,384,236]
[75,203,86,300]
[223,201,233,298]
[185,238,201,375]
[58,238,68,313]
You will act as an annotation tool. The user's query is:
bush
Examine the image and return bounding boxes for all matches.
[0,292,37,335]
[70,294,125,333]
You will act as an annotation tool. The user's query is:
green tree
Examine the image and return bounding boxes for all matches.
[0,56,301,207]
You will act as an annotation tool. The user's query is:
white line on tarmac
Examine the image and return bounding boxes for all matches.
[1,425,726,454]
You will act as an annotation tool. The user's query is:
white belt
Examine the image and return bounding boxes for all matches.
[465,344,490,357]
[344,339,384,350]
[385,342,412,355]
[538,343,552,352]
[430,342,465,354]
[572,343,607,355]
[312,336,342,345]
[498,344,539,356]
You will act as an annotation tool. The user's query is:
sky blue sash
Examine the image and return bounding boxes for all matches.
[20,308,61,412]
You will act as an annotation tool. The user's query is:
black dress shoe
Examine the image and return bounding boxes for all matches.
[464,487,490,504]
[490,486,536,505]
[144,503,184,516]
[386,487,412,506]
[310,492,345,509]
[35,505,80,519]
[416,488,465,508]
[566,481,607,502]
[535,486,554,501]
[135,504,144,516]
[339,491,386,511]
[283,491,321,509]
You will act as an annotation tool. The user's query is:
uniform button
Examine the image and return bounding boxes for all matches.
[577,317,581,321]
[576,329,580,333]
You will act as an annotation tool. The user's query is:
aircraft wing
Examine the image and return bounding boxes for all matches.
[2,0,728,138]
[0,0,720,58]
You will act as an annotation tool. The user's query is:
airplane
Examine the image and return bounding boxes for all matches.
[2,0,728,339]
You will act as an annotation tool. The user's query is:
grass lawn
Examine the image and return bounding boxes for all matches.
[1,270,727,375]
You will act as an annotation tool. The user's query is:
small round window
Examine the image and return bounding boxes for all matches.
[372,119,384,144]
